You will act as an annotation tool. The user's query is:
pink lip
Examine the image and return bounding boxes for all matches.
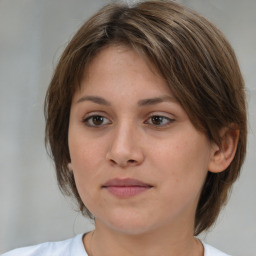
[102,178,152,198]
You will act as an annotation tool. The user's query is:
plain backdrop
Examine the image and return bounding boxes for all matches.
[0,0,255,255]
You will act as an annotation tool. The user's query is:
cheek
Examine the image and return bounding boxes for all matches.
[69,140,104,211]
[149,133,211,190]
[69,129,105,169]
[68,132,106,195]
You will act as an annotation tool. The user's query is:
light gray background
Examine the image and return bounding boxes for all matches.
[0,0,255,255]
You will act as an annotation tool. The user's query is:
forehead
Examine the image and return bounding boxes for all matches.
[74,45,173,100]
[84,45,161,78]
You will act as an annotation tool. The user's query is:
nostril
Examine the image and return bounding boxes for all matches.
[128,159,136,163]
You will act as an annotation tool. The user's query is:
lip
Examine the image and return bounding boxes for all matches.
[102,178,153,198]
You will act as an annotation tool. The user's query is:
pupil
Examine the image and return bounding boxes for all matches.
[152,116,162,125]
[93,116,103,125]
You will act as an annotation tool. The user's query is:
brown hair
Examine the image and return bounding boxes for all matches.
[45,0,247,235]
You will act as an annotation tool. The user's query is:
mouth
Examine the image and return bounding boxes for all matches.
[102,178,153,198]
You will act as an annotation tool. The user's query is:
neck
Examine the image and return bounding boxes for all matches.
[84,221,203,256]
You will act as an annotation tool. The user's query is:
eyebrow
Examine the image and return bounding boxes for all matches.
[76,96,111,105]
[138,96,177,106]
[76,95,177,106]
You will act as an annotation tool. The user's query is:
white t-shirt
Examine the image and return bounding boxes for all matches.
[1,234,231,256]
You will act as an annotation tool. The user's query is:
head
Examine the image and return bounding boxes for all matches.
[45,0,247,235]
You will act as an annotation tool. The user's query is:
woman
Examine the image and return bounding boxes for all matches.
[2,1,247,255]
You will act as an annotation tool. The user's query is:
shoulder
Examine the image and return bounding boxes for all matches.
[203,242,231,256]
[1,234,87,256]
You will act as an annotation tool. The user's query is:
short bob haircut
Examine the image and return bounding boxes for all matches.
[45,0,247,235]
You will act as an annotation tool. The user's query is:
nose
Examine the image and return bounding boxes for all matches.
[106,121,145,168]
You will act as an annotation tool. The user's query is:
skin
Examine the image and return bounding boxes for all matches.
[68,45,222,256]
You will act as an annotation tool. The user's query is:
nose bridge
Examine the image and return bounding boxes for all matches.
[107,117,143,166]
[112,118,136,154]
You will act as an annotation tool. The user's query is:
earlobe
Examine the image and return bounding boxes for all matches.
[67,163,73,171]
[208,127,239,173]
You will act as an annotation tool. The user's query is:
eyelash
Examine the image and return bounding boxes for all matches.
[82,115,111,127]
[145,115,175,127]
[82,114,175,128]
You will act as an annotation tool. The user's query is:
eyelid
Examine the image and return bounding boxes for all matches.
[147,112,175,120]
[82,111,109,120]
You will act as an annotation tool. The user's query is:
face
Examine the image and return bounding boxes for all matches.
[68,45,215,235]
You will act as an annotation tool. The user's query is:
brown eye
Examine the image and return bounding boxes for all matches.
[92,116,104,125]
[146,115,174,127]
[83,115,111,127]
[151,116,164,125]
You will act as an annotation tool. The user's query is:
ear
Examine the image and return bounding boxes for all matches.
[208,126,239,173]
[67,162,73,171]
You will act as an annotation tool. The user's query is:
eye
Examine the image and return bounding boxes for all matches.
[83,115,111,127]
[145,115,174,127]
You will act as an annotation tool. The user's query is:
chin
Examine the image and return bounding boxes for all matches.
[95,210,160,236]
